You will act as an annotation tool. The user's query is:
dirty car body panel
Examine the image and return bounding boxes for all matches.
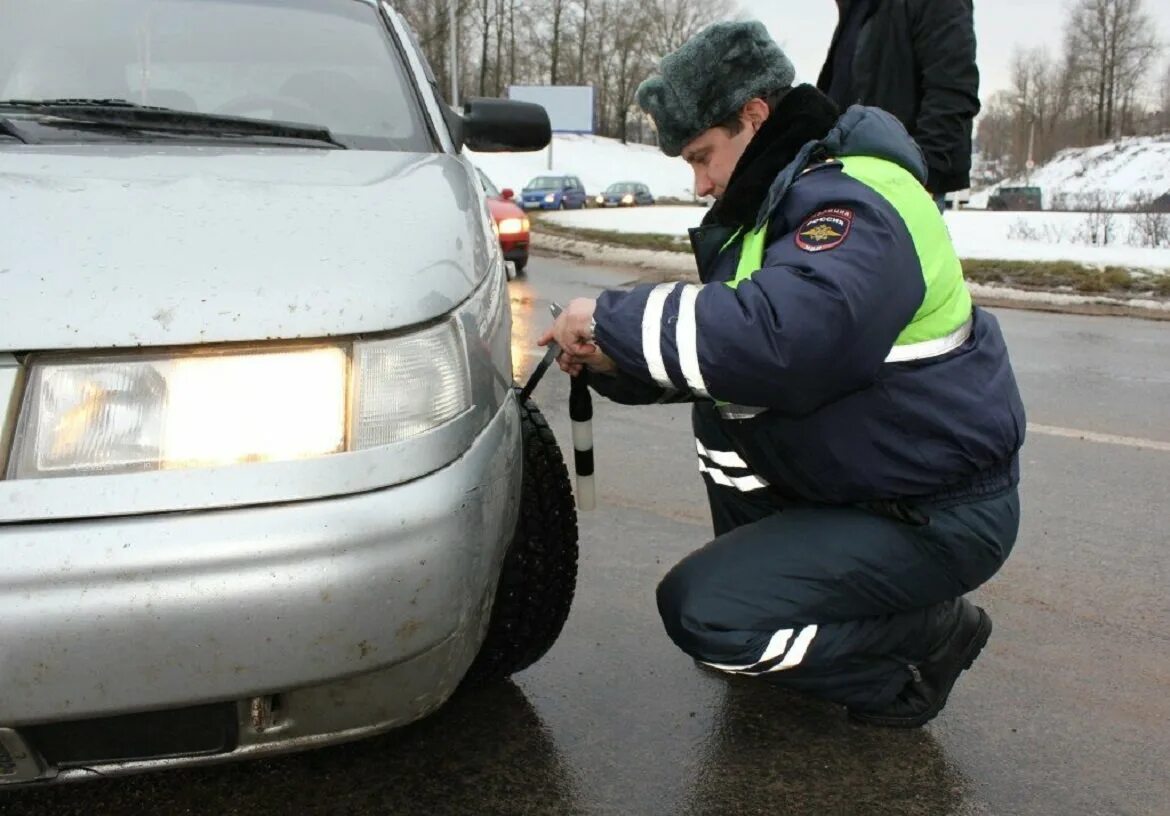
[0,0,547,785]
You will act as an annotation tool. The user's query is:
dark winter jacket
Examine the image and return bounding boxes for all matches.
[589,85,1024,507]
[817,0,980,194]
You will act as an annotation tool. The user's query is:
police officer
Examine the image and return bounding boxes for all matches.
[539,21,1025,727]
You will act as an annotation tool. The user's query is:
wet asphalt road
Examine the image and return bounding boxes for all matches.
[4,255,1168,816]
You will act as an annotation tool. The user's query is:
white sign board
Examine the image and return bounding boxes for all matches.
[507,85,594,134]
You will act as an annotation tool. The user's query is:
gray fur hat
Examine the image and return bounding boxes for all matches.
[636,20,796,157]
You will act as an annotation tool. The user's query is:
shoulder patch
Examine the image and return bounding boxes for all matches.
[795,208,854,253]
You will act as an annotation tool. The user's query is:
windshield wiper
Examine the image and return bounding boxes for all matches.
[0,99,346,149]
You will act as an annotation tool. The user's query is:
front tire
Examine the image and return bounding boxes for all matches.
[462,392,579,685]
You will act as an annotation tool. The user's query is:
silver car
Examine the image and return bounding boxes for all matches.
[0,0,577,786]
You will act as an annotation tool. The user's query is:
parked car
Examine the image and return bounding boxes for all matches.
[943,188,971,210]
[520,174,588,210]
[0,0,578,787]
[596,181,655,207]
[987,186,1043,211]
[476,167,530,275]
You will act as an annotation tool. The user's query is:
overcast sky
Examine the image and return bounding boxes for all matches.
[738,0,1170,101]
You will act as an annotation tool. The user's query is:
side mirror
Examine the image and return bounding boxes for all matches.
[457,98,551,153]
[501,188,515,200]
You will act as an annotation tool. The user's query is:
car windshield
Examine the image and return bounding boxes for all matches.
[606,183,636,194]
[526,176,562,190]
[0,0,431,151]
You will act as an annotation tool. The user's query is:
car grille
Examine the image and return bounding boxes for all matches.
[23,702,239,767]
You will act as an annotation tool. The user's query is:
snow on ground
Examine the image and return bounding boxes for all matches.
[468,134,696,200]
[544,204,706,235]
[968,133,1170,210]
[543,206,1170,271]
[476,134,1170,270]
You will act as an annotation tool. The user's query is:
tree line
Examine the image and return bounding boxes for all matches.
[395,0,735,143]
[976,0,1168,185]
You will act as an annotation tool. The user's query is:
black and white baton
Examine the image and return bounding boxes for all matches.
[569,369,595,511]
[517,302,596,511]
[550,302,596,511]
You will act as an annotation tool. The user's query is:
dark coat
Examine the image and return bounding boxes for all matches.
[590,86,1024,506]
[817,0,981,194]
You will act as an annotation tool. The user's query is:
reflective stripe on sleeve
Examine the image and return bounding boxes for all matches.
[676,284,709,397]
[642,282,679,388]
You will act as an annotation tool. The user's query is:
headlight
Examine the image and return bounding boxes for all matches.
[497,217,526,235]
[622,194,634,204]
[596,195,604,204]
[7,321,474,479]
[544,193,556,203]
[9,347,348,478]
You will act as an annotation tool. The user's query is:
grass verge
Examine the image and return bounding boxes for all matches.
[534,218,692,254]
[962,259,1170,297]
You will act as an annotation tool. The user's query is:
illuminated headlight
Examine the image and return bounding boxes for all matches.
[7,323,473,479]
[497,217,527,235]
[595,195,604,205]
[621,194,634,204]
[543,193,556,203]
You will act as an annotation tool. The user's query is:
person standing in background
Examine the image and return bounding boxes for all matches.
[818,0,980,208]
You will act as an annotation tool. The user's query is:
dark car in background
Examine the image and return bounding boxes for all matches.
[988,186,1043,211]
[520,175,588,210]
[476,168,530,275]
[596,181,654,207]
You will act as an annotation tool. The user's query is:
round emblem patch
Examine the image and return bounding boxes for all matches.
[795,208,854,252]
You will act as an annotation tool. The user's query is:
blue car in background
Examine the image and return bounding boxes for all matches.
[595,181,655,207]
[520,175,589,210]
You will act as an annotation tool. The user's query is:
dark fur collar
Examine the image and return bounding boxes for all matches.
[706,84,840,228]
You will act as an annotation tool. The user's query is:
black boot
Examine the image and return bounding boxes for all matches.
[849,598,992,728]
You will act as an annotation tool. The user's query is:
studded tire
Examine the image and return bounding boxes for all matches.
[462,391,579,685]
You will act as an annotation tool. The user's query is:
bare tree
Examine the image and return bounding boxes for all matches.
[398,0,738,141]
[1160,60,1170,130]
[576,0,590,85]
[476,0,492,96]
[1065,0,1161,139]
[644,0,734,57]
[547,0,571,84]
[611,5,652,143]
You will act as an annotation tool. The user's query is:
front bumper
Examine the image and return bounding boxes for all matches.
[500,236,529,258]
[0,401,521,784]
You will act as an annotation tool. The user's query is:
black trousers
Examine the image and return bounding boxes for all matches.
[656,486,1020,710]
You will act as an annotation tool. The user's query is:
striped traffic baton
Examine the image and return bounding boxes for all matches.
[569,370,595,511]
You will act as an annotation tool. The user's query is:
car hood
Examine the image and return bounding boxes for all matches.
[0,146,492,351]
[486,196,524,220]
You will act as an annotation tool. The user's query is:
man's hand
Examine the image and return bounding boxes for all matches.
[537,297,617,376]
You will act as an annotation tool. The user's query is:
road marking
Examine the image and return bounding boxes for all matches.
[1029,423,1170,453]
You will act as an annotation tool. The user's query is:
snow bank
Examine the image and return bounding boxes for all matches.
[969,134,1170,210]
[542,207,1170,272]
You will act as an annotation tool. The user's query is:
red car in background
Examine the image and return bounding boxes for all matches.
[476,168,530,276]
